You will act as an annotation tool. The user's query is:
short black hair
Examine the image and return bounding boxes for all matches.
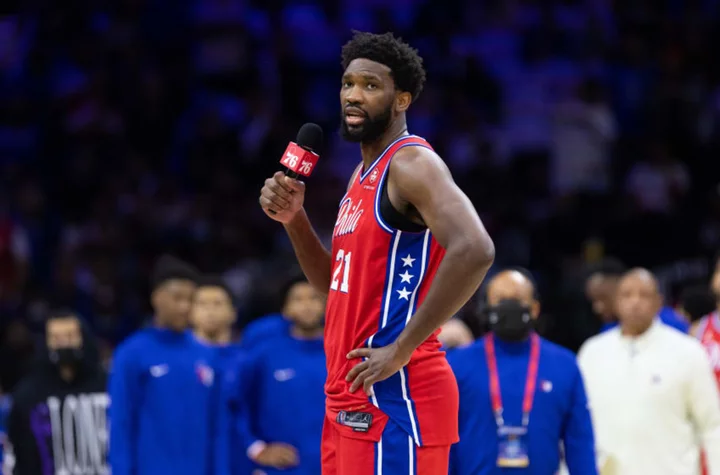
[46,308,79,323]
[341,31,426,101]
[680,285,717,322]
[279,274,310,308]
[585,257,627,280]
[196,275,235,306]
[152,254,199,290]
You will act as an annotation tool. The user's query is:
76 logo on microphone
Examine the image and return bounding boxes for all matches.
[281,142,320,178]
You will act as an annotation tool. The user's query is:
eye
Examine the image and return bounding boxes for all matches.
[342,81,352,88]
[367,84,378,90]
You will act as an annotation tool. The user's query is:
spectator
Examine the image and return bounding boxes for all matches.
[449,270,596,475]
[109,255,219,475]
[578,268,720,474]
[7,310,108,475]
[236,276,326,474]
[439,318,474,349]
[551,78,616,197]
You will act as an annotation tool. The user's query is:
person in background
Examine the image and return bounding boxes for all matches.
[690,256,720,384]
[109,255,217,475]
[439,318,474,350]
[232,276,326,474]
[586,258,689,333]
[449,270,596,475]
[240,312,288,351]
[188,275,254,475]
[8,310,108,475]
[579,268,720,475]
[682,285,717,336]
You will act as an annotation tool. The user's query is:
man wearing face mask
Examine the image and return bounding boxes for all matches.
[448,270,597,475]
[229,276,327,475]
[7,310,109,475]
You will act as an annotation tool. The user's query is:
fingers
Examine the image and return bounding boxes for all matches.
[284,175,306,193]
[347,348,371,359]
[346,361,369,382]
[349,368,372,393]
[266,174,294,202]
[363,377,376,397]
[258,195,282,216]
[276,444,299,466]
[260,185,291,210]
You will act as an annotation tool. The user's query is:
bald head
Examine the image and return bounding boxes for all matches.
[487,270,539,318]
[616,268,662,336]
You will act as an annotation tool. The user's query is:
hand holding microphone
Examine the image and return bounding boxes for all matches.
[260,123,323,223]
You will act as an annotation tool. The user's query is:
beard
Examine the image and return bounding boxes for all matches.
[340,105,393,143]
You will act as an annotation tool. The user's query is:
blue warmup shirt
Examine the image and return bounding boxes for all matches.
[448,334,597,475]
[240,314,289,351]
[210,342,258,475]
[601,306,689,334]
[241,329,326,475]
[109,328,217,475]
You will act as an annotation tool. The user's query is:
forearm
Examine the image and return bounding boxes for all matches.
[396,240,493,353]
[284,208,332,294]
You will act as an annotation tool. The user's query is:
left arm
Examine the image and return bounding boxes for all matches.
[348,147,494,393]
[562,364,598,475]
[687,344,720,474]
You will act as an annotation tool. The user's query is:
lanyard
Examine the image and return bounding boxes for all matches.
[484,333,541,428]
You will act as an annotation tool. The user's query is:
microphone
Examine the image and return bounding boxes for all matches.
[280,123,323,179]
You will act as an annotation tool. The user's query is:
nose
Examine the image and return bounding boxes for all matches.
[344,85,364,105]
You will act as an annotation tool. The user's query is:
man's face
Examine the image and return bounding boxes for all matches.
[486,271,540,318]
[191,287,235,336]
[153,279,197,331]
[284,282,325,331]
[340,58,397,143]
[46,317,83,350]
[585,273,618,322]
[615,274,661,333]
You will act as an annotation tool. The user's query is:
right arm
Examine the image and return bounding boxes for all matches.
[283,208,331,294]
[108,346,140,475]
[259,171,334,293]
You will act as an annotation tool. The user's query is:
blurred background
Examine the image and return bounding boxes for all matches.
[0,0,719,393]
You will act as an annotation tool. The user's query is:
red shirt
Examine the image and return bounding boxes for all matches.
[324,135,459,446]
[695,311,720,388]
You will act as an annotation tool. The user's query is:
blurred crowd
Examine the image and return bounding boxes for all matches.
[2,0,720,387]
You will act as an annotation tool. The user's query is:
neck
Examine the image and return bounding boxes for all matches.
[195,328,232,345]
[291,325,324,340]
[59,366,75,383]
[360,119,408,170]
[154,316,184,332]
[620,320,654,337]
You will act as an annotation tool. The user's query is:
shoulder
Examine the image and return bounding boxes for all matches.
[11,374,43,404]
[540,338,578,366]
[578,330,616,360]
[112,329,157,364]
[390,143,450,180]
[659,325,707,359]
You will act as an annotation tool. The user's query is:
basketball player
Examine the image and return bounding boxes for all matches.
[259,32,494,474]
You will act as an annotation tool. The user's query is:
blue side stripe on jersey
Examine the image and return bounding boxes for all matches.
[367,230,430,447]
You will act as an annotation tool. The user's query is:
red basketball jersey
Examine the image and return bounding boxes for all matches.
[695,312,720,388]
[324,135,459,447]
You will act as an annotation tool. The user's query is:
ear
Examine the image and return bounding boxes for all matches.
[530,300,541,320]
[395,91,412,113]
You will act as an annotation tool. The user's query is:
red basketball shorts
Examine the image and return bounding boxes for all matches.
[321,415,450,475]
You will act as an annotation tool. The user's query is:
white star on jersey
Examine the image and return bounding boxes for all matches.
[401,254,415,267]
[397,287,411,300]
[399,270,414,283]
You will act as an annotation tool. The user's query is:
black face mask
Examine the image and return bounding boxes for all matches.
[488,299,533,341]
[49,347,84,367]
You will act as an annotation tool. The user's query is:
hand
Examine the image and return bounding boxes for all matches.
[253,442,299,469]
[259,172,305,223]
[345,342,413,396]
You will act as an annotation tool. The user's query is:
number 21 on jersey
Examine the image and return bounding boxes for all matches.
[330,249,351,293]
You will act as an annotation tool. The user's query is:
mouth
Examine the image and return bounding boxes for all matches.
[344,107,367,126]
